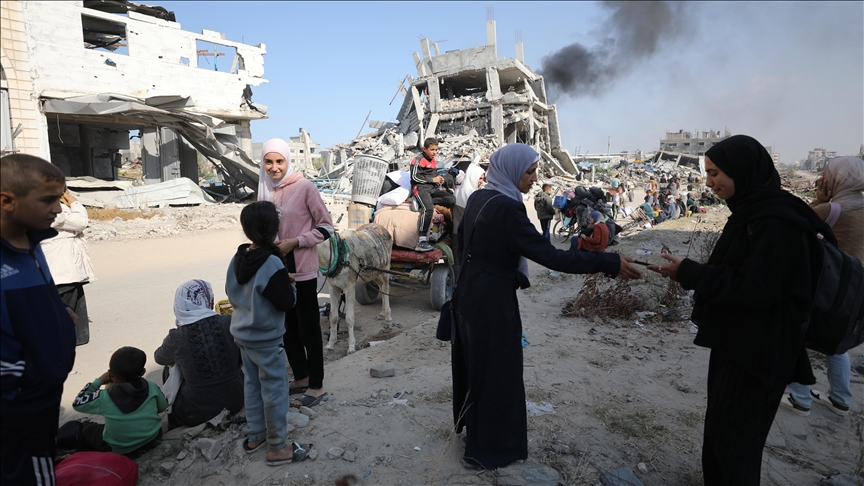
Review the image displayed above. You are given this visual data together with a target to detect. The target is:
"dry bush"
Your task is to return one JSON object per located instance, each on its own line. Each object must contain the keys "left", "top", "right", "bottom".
{"left": 562, "top": 274, "right": 642, "bottom": 320}
{"left": 88, "top": 207, "right": 161, "bottom": 221}
{"left": 659, "top": 242, "right": 688, "bottom": 306}
{"left": 691, "top": 230, "right": 721, "bottom": 264}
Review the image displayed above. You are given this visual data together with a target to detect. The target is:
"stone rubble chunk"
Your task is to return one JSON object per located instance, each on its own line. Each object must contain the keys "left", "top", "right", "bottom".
{"left": 299, "top": 406, "right": 317, "bottom": 418}
{"left": 343, "top": 450, "right": 356, "bottom": 462}
{"left": 327, "top": 447, "right": 344, "bottom": 460}
{"left": 159, "top": 462, "right": 175, "bottom": 475}
{"left": 195, "top": 437, "right": 222, "bottom": 462}
{"left": 175, "top": 450, "right": 187, "bottom": 461}
{"left": 308, "top": 448, "right": 319, "bottom": 460}
{"left": 370, "top": 363, "right": 396, "bottom": 378}
{"left": 183, "top": 423, "right": 207, "bottom": 439}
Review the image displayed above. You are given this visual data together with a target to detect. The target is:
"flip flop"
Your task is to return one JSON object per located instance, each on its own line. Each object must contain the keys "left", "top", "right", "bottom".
{"left": 266, "top": 442, "right": 314, "bottom": 466}
{"left": 288, "top": 386, "right": 308, "bottom": 396}
{"left": 290, "top": 392, "right": 329, "bottom": 408}
{"left": 242, "top": 438, "right": 266, "bottom": 454}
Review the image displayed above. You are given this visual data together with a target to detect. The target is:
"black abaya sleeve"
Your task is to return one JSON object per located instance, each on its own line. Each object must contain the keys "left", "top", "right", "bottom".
{"left": 676, "top": 219, "right": 812, "bottom": 310}
{"left": 504, "top": 198, "right": 620, "bottom": 276}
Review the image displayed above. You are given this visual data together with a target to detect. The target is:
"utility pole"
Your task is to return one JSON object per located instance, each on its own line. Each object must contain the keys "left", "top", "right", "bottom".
{"left": 606, "top": 136, "right": 611, "bottom": 163}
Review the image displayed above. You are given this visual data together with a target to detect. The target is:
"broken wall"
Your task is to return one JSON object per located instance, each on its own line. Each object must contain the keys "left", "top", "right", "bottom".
{"left": 0, "top": 0, "right": 45, "bottom": 157}
{"left": 22, "top": 1, "right": 267, "bottom": 120}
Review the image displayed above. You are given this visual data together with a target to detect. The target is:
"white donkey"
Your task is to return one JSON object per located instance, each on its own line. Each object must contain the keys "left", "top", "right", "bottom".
{"left": 317, "top": 223, "right": 393, "bottom": 354}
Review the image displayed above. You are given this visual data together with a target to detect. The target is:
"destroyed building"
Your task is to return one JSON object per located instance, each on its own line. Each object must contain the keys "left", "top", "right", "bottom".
{"left": 801, "top": 147, "right": 837, "bottom": 172}
{"left": 320, "top": 19, "right": 579, "bottom": 179}
{"left": 659, "top": 129, "right": 729, "bottom": 156}
{"left": 1, "top": 0, "right": 266, "bottom": 194}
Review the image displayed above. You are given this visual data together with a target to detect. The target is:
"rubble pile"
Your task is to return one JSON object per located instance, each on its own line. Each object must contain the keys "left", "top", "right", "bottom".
{"left": 316, "top": 20, "right": 576, "bottom": 182}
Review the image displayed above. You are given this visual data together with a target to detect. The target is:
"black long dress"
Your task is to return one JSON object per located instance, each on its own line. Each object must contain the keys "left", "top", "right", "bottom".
{"left": 452, "top": 190, "right": 620, "bottom": 469}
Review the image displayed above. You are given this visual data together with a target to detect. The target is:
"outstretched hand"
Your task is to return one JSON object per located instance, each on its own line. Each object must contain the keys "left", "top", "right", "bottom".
{"left": 647, "top": 253, "right": 683, "bottom": 282}
{"left": 617, "top": 255, "right": 643, "bottom": 280}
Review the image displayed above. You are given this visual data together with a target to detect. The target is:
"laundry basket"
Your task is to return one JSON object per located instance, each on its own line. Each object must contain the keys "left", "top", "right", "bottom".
{"left": 351, "top": 155, "right": 389, "bottom": 206}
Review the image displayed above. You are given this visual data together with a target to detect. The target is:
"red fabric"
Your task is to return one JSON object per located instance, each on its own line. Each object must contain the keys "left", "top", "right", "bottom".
{"left": 55, "top": 452, "right": 138, "bottom": 486}
{"left": 577, "top": 223, "right": 609, "bottom": 252}
{"left": 411, "top": 156, "right": 436, "bottom": 169}
{"left": 391, "top": 248, "right": 444, "bottom": 263}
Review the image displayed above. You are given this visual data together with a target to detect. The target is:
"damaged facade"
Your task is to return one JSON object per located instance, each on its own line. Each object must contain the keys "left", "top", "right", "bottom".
{"left": 320, "top": 20, "right": 578, "bottom": 179}
{"left": 1, "top": 0, "right": 266, "bottom": 194}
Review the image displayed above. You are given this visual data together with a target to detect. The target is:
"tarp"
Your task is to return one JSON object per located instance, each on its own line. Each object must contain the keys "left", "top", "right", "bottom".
{"left": 113, "top": 177, "right": 215, "bottom": 208}
{"left": 43, "top": 94, "right": 261, "bottom": 189}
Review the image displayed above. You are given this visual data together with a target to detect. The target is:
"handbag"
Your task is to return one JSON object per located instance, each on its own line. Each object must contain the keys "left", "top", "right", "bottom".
{"left": 436, "top": 194, "right": 503, "bottom": 341}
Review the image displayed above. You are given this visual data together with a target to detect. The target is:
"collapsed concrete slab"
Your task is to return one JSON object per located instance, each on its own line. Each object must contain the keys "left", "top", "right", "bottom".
{"left": 320, "top": 20, "right": 575, "bottom": 181}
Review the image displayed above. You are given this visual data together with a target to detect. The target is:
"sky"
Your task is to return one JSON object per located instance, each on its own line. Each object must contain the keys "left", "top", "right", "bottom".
{"left": 158, "top": 1, "right": 863, "bottom": 164}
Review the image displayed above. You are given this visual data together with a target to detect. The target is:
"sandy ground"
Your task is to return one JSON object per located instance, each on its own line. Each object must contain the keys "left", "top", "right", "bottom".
{"left": 59, "top": 195, "right": 863, "bottom": 486}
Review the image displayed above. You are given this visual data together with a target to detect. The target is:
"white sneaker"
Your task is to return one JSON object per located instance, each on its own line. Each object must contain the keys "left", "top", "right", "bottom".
{"left": 779, "top": 392, "right": 810, "bottom": 417}
{"left": 810, "top": 390, "right": 849, "bottom": 417}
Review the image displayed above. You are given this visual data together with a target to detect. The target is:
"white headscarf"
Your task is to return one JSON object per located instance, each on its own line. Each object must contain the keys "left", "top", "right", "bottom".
{"left": 174, "top": 279, "right": 218, "bottom": 327}
{"left": 257, "top": 138, "right": 293, "bottom": 202}
{"left": 483, "top": 144, "right": 539, "bottom": 203}
{"left": 824, "top": 156, "right": 864, "bottom": 212}
{"left": 455, "top": 163, "right": 485, "bottom": 208}
{"left": 482, "top": 143, "right": 539, "bottom": 279}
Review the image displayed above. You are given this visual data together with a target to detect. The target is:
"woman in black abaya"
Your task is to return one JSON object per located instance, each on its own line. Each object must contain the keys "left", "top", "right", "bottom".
{"left": 451, "top": 144, "right": 642, "bottom": 470}
{"left": 649, "top": 135, "right": 832, "bottom": 485}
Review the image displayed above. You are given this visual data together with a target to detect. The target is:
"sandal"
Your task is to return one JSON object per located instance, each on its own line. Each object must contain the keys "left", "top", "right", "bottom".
{"left": 288, "top": 386, "right": 308, "bottom": 396}
{"left": 242, "top": 438, "right": 266, "bottom": 454}
{"left": 266, "top": 442, "right": 314, "bottom": 466}
{"left": 290, "top": 392, "right": 329, "bottom": 408}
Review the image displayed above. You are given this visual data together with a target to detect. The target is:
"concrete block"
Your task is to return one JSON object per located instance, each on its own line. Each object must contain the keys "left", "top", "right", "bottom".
{"left": 194, "top": 438, "right": 222, "bottom": 462}
{"left": 370, "top": 363, "right": 395, "bottom": 378}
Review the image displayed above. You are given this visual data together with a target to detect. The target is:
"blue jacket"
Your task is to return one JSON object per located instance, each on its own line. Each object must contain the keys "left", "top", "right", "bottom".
{"left": 1, "top": 229, "right": 76, "bottom": 412}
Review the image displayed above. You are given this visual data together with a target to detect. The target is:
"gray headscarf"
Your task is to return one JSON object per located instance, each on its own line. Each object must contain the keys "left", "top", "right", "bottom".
{"left": 483, "top": 143, "right": 539, "bottom": 203}
{"left": 482, "top": 143, "right": 539, "bottom": 279}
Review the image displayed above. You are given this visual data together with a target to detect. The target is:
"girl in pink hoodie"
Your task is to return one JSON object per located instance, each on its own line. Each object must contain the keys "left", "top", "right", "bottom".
{"left": 258, "top": 139, "right": 333, "bottom": 408}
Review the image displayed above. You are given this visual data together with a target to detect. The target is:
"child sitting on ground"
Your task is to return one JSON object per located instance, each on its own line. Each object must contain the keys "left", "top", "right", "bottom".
{"left": 71, "top": 346, "right": 167, "bottom": 458}
{"left": 226, "top": 201, "right": 312, "bottom": 466}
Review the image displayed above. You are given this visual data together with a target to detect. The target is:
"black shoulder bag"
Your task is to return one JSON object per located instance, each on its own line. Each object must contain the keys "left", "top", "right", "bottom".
{"left": 436, "top": 194, "right": 503, "bottom": 341}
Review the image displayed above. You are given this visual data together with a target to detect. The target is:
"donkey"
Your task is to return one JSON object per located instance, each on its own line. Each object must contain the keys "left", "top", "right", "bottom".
{"left": 317, "top": 223, "right": 393, "bottom": 354}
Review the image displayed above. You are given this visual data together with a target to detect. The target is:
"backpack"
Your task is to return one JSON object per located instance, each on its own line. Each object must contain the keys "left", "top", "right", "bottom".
{"left": 803, "top": 202, "right": 864, "bottom": 355}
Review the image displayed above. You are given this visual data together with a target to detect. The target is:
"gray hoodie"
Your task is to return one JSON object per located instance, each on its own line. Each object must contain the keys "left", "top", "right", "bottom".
{"left": 225, "top": 244, "right": 296, "bottom": 349}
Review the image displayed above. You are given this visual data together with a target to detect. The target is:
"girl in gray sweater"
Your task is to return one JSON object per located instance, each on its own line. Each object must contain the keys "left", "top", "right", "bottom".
{"left": 226, "top": 201, "right": 312, "bottom": 466}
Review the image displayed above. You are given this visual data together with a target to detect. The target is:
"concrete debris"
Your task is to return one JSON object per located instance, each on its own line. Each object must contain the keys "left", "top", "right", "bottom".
{"left": 194, "top": 437, "right": 222, "bottom": 462}
{"left": 182, "top": 423, "right": 207, "bottom": 440}
{"left": 159, "top": 462, "right": 175, "bottom": 475}
{"left": 327, "top": 447, "right": 345, "bottom": 460}
{"left": 342, "top": 450, "right": 356, "bottom": 462}
{"left": 370, "top": 363, "right": 396, "bottom": 378}
{"left": 299, "top": 406, "right": 318, "bottom": 418}
{"left": 286, "top": 411, "right": 310, "bottom": 428}
{"left": 308, "top": 448, "right": 319, "bottom": 461}
{"left": 207, "top": 408, "right": 230, "bottom": 427}
{"left": 600, "top": 467, "right": 644, "bottom": 486}
{"left": 317, "top": 21, "right": 575, "bottom": 183}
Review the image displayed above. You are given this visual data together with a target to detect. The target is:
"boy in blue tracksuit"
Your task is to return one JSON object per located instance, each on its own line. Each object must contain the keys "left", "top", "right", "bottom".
{"left": 1, "top": 154, "right": 77, "bottom": 485}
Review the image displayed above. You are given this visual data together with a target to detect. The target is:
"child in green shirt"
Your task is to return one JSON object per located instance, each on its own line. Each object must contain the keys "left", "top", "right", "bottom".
{"left": 72, "top": 347, "right": 167, "bottom": 457}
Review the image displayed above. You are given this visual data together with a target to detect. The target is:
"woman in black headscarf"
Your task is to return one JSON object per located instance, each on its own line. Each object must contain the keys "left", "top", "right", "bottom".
{"left": 648, "top": 135, "right": 833, "bottom": 485}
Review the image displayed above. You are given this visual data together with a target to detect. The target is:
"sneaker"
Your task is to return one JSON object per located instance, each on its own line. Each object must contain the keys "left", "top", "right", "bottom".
{"left": 810, "top": 390, "right": 849, "bottom": 417}
{"left": 779, "top": 392, "right": 810, "bottom": 417}
{"left": 415, "top": 240, "right": 435, "bottom": 252}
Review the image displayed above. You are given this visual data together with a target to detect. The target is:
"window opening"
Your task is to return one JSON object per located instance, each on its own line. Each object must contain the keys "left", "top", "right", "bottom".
{"left": 82, "top": 15, "right": 128, "bottom": 55}
{"left": 195, "top": 40, "right": 241, "bottom": 74}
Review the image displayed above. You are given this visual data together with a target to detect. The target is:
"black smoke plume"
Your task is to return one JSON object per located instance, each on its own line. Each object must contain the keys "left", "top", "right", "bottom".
{"left": 540, "top": 1, "right": 690, "bottom": 101}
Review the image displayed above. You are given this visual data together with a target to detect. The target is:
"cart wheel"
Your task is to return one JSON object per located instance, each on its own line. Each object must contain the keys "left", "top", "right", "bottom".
{"left": 551, "top": 220, "right": 572, "bottom": 244}
{"left": 429, "top": 264, "right": 455, "bottom": 311}
{"left": 355, "top": 281, "right": 379, "bottom": 305}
